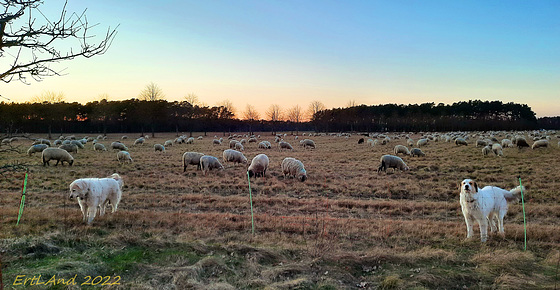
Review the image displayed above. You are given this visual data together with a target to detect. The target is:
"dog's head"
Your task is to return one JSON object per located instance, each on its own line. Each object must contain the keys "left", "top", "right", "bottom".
{"left": 69, "top": 179, "right": 89, "bottom": 200}
{"left": 461, "top": 179, "right": 478, "bottom": 194}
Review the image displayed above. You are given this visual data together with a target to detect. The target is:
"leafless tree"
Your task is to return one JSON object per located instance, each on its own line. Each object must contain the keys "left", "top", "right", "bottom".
{"left": 307, "top": 100, "right": 326, "bottom": 120}
{"left": 97, "top": 93, "right": 110, "bottom": 101}
{"left": 184, "top": 93, "right": 199, "bottom": 106}
{"left": 31, "top": 90, "right": 65, "bottom": 103}
{"left": 266, "top": 104, "right": 282, "bottom": 135}
{"left": 139, "top": 82, "right": 165, "bottom": 101}
{"left": 0, "top": 0, "right": 118, "bottom": 84}
{"left": 347, "top": 99, "right": 357, "bottom": 108}
{"left": 286, "top": 105, "right": 303, "bottom": 135}
{"left": 217, "top": 99, "right": 236, "bottom": 118}
{"left": 243, "top": 104, "right": 260, "bottom": 121}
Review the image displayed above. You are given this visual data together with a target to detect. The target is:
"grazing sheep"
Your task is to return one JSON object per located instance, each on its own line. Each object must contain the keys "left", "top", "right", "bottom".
{"left": 378, "top": 155, "right": 409, "bottom": 173}
{"left": 482, "top": 145, "right": 492, "bottom": 156}
{"left": 240, "top": 139, "right": 247, "bottom": 144}
{"left": 476, "top": 140, "right": 488, "bottom": 147}
{"left": 410, "top": 148, "right": 425, "bottom": 157}
{"left": 417, "top": 138, "right": 428, "bottom": 147}
{"left": 93, "top": 143, "right": 107, "bottom": 151}
{"left": 248, "top": 137, "right": 258, "bottom": 143}
{"left": 200, "top": 155, "right": 224, "bottom": 175}
{"left": 68, "top": 173, "right": 123, "bottom": 224}
{"left": 501, "top": 139, "right": 513, "bottom": 148}
{"left": 222, "top": 149, "right": 248, "bottom": 165}
{"left": 154, "top": 144, "right": 165, "bottom": 152}
{"left": 366, "top": 139, "right": 375, "bottom": 146}
{"left": 42, "top": 148, "right": 74, "bottom": 166}
{"left": 182, "top": 152, "right": 205, "bottom": 172}
{"left": 247, "top": 154, "right": 270, "bottom": 178}
{"left": 300, "top": 139, "right": 316, "bottom": 149}
{"left": 53, "top": 139, "right": 62, "bottom": 146}
{"left": 234, "top": 142, "right": 245, "bottom": 151}
{"left": 491, "top": 143, "right": 504, "bottom": 157}
{"left": 62, "top": 140, "right": 72, "bottom": 145}
{"left": 516, "top": 137, "right": 530, "bottom": 148}
{"left": 407, "top": 139, "right": 414, "bottom": 147}
{"left": 33, "top": 138, "right": 51, "bottom": 146}
{"left": 117, "top": 150, "right": 133, "bottom": 164}
{"left": 27, "top": 144, "right": 49, "bottom": 156}
{"left": 175, "top": 137, "right": 185, "bottom": 144}
{"left": 229, "top": 140, "right": 239, "bottom": 149}
{"left": 111, "top": 141, "right": 128, "bottom": 151}
{"left": 358, "top": 138, "right": 364, "bottom": 144}
{"left": 532, "top": 139, "right": 549, "bottom": 149}
{"left": 121, "top": 135, "right": 128, "bottom": 140}
{"left": 393, "top": 145, "right": 411, "bottom": 156}
{"left": 281, "top": 157, "right": 307, "bottom": 182}
{"left": 164, "top": 140, "right": 173, "bottom": 147}
{"left": 258, "top": 141, "right": 271, "bottom": 149}
{"left": 279, "top": 141, "right": 293, "bottom": 151}
{"left": 58, "top": 144, "right": 79, "bottom": 154}
{"left": 186, "top": 137, "right": 195, "bottom": 144}
{"left": 133, "top": 137, "right": 145, "bottom": 146}
{"left": 455, "top": 138, "right": 468, "bottom": 146}
{"left": 213, "top": 139, "right": 222, "bottom": 145}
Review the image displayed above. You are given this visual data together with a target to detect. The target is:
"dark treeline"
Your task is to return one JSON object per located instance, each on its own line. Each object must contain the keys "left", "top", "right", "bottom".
{"left": 0, "top": 99, "right": 311, "bottom": 137}
{"left": 312, "top": 100, "right": 541, "bottom": 132}
{"left": 1, "top": 99, "right": 557, "bottom": 136}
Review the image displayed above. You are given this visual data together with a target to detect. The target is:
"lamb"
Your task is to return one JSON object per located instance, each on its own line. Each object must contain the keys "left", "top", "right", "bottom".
{"left": 222, "top": 149, "right": 248, "bottom": 165}
{"left": 154, "top": 144, "right": 165, "bottom": 152}
{"left": 117, "top": 150, "right": 133, "bottom": 164}
{"left": 393, "top": 145, "right": 411, "bottom": 156}
{"left": 111, "top": 141, "right": 128, "bottom": 151}
{"left": 482, "top": 145, "right": 492, "bottom": 156}
{"left": 300, "top": 139, "right": 316, "bottom": 149}
{"left": 410, "top": 148, "right": 425, "bottom": 157}
{"left": 68, "top": 173, "right": 123, "bottom": 224}
{"left": 279, "top": 141, "right": 293, "bottom": 151}
{"left": 377, "top": 155, "right": 409, "bottom": 173}
{"left": 281, "top": 157, "right": 307, "bottom": 182}
{"left": 532, "top": 139, "right": 549, "bottom": 149}
{"left": 200, "top": 155, "right": 224, "bottom": 175}
{"left": 164, "top": 140, "right": 173, "bottom": 147}
{"left": 455, "top": 138, "right": 468, "bottom": 146}
{"left": 182, "top": 152, "right": 205, "bottom": 172}
{"left": 247, "top": 154, "right": 270, "bottom": 178}
{"left": 58, "top": 144, "right": 79, "bottom": 154}
{"left": 27, "top": 144, "right": 49, "bottom": 156}
{"left": 93, "top": 143, "right": 107, "bottom": 151}
{"left": 234, "top": 142, "right": 245, "bottom": 151}
{"left": 417, "top": 138, "right": 428, "bottom": 147}
{"left": 42, "top": 148, "right": 74, "bottom": 166}
{"left": 491, "top": 143, "right": 504, "bottom": 157}
{"left": 133, "top": 137, "right": 145, "bottom": 146}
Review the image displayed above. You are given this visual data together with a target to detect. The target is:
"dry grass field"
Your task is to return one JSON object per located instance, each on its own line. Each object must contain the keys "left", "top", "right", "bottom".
{"left": 1, "top": 132, "right": 559, "bottom": 289}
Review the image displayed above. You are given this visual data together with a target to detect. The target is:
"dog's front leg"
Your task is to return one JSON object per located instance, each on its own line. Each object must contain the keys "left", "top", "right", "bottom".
{"left": 463, "top": 214, "right": 474, "bottom": 239}
{"left": 478, "top": 218, "right": 489, "bottom": 242}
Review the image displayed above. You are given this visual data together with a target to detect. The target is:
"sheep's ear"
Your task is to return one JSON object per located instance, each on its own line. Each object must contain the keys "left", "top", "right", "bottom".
{"left": 474, "top": 182, "right": 479, "bottom": 192}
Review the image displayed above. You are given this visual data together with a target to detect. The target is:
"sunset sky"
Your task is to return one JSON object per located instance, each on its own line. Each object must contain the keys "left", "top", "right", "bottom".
{"left": 2, "top": 0, "right": 559, "bottom": 118}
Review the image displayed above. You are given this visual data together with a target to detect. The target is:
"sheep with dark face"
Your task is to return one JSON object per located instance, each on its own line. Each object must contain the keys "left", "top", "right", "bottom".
{"left": 247, "top": 154, "right": 269, "bottom": 178}
{"left": 27, "top": 144, "right": 49, "bottom": 156}
{"left": 410, "top": 148, "right": 425, "bottom": 157}
{"left": 281, "top": 157, "right": 307, "bottom": 182}
{"left": 358, "top": 138, "right": 364, "bottom": 144}
{"left": 42, "top": 148, "right": 74, "bottom": 166}
{"left": 222, "top": 149, "right": 248, "bottom": 166}
{"left": 200, "top": 155, "right": 224, "bottom": 175}
{"left": 455, "top": 138, "right": 468, "bottom": 146}
{"left": 182, "top": 152, "right": 205, "bottom": 172}
{"left": 378, "top": 155, "right": 408, "bottom": 173}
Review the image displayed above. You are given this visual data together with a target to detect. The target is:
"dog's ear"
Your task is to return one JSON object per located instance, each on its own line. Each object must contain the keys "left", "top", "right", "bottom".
{"left": 474, "top": 182, "right": 479, "bottom": 192}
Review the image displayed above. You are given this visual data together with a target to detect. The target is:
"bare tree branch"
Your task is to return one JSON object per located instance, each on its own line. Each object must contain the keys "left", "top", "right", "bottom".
{"left": 139, "top": 82, "right": 165, "bottom": 101}
{"left": 0, "top": 0, "right": 118, "bottom": 84}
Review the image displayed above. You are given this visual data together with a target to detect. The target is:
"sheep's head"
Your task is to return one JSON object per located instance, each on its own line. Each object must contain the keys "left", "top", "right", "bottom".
{"left": 248, "top": 170, "right": 255, "bottom": 178}
{"left": 298, "top": 169, "right": 307, "bottom": 182}
{"left": 69, "top": 180, "right": 88, "bottom": 200}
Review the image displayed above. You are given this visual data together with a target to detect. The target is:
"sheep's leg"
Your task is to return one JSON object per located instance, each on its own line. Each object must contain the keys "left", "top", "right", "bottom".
{"left": 54, "top": 159, "right": 60, "bottom": 166}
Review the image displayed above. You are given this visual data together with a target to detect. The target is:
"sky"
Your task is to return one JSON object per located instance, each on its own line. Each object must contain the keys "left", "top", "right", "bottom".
{"left": 1, "top": 0, "right": 559, "bottom": 118}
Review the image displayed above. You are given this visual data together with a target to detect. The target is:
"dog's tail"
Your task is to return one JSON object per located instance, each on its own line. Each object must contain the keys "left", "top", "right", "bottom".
{"left": 504, "top": 186, "right": 524, "bottom": 202}
{"left": 109, "top": 173, "right": 124, "bottom": 189}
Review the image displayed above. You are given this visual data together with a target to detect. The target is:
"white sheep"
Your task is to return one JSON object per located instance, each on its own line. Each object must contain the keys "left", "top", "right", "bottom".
{"left": 416, "top": 138, "right": 428, "bottom": 147}
{"left": 281, "top": 157, "right": 307, "bottom": 182}
{"left": 58, "top": 144, "right": 79, "bottom": 154}
{"left": 164, "top": 140, "right": 173, "bottom": 147}
{"left": 476, "top": 140, "right": 488, "bottom": 147}
{"left": 33, "top": 138, "right": 51, "bottom": 146}
{"left": 234, "top": 142, "right": 245, "bottom": 151}
{"left": 154, "top": 144, "right": 165, "bottom": 152}
{"left": 491, "top": 143, "right": 503, "bottom": 156}
{"left": 111, "top": 141, "right": 128, "bottom": 151}
{"left": 248, "top": 137, "right": 258, "bottom": 143}
{"left": 532, "top": 139, "right": 549, "bottom": 149}
{"left": 482, "top": 145, "right": 492, "bottom": 156}
{"left": 501, "top": 139, "right": 513, "bottom": 148}
{"left": 186, "top": 137, "right": 195, "bottom": 144}
{"left": 229, "top": 140, "right": 239, "bottom": 149}
{"left": 93, "top": 143, "right": 107, "bottom": 151}
{"left": 410, "top": 148, "right": 425, "bottom": 157}
{"left": 393, "top": 145, "right": 411, "bottom": 156}
{"left": 240, "top": 139, "right": 247, "bottom": 144}
{"left": 68, "top": 173, "right": 123, "bottom": 224}
{"left": 279, "top": 141, "right": 293, "bottom": 151}
{"left": 117, "top": 150, "right": 133, "bottom": 164}
{"left": 222, "top": 149, "right": 248, "bottom": 165}
{"left": 378, "top": 155, "right": 409, "bottom": 173}
{"left": 182, "top": 152, "right": 205, "bottom": 172}
{"left": 27, "top": 144, "right": 49, "bottom": 156}
{"left": 133, "top": 137, "right": 145, "bottom": 146}
{"left": 213, "top": 139, "right": 222, "bottom": 145}
{"left": 121, "top": 135, "right": 128, "bottom": 140}
{"left": 42, "top": 148, "right": 74, "bottom": 166}
{"left": 407, "top": 139, "right": 414, "bottom": 147}
{"left": 258, "top": 141, "right": 271, "bottom": 149}
{"left": 200, "top": 155, "right": 224, "bottom": 175}
{"left": 248, "top": 154, "right": 269, "bottom": 178}
{"left": 300, "top": 139, "right": 316, "bottom": 149}
{"left": 53, "top": 139, "right": 62, "bottom": 146}
{"left": 455, "top": 138, "right": 468, "bottom": 146}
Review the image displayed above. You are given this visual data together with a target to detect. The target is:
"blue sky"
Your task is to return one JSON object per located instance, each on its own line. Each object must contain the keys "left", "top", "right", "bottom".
{"left": 2, "top": 0, "right": 559, "bottom": 117}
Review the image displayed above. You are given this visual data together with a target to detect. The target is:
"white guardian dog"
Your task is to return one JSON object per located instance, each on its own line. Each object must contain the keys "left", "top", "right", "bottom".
{"left": 459, "top": 179, "right": 523, "bottom": 242}
{"left": 69, "top": 173, "right": 123, "bottom": 224}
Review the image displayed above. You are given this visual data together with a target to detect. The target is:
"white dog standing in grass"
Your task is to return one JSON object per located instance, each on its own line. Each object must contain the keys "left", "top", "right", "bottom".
{"left": 69, "top": 173, "right": 123, "bottom": 224}
{"left": 459, "top": 179, "right": 523, "bottom": 242}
